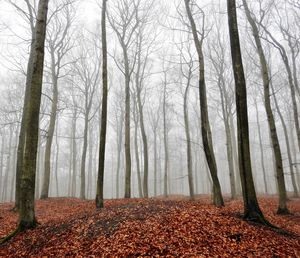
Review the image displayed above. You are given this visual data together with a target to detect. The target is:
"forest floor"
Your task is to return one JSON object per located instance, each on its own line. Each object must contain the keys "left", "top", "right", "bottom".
{"left": 0, "top": 195, "right": 300, "bottom": 257}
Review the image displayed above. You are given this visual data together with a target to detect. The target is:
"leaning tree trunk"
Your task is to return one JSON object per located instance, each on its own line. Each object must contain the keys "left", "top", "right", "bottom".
{"left": 262, "top": 26, "right": 300, "bottom": 154}
{"left": 95, "top": 0, "right": 108, "bottom": 209}
{"left": 242, "top": 0, "right": 289, "bottom": 213}
{"left": 184, "top": 0, "right": 224, "bottom": 206}
{"left": 18, "top": 0, "right": 49, "bottom": 230}
{"left": 227, "top": 0, "right": 267, "bottom": 222}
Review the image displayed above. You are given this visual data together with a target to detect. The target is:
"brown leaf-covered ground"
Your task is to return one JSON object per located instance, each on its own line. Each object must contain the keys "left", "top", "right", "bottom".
{"left": 0, "top": 196, "right": 300, "bottom": 257}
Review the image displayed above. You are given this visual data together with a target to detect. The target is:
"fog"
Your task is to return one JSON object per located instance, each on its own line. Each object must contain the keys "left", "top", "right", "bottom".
{"left": 0, "top": 0, "right": 299, "bottom": 203}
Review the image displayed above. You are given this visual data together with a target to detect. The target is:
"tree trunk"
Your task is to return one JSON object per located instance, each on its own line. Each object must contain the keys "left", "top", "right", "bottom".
{"left": 217, "top": 73, "right": 236, "bottom": 199}
{"left": 262, "top": 25, "right": 300, "bottom": 153}
{"left": 153, "top": 129, "right": 157, "bottom": 196}
{"left": 183, "top": 75, "right": 194, "bottom": 199}
{"left": 96, "top": 0, "right": 108, "bottom": 208}
{"left": 2, "top": 127, "right": 13, "bottom": 202}
{"left": 163, "top": 75, "right": 169, "bottom": 197}
{"left": 184, "top": 0, "right": 224, "bottom": 206}
{"left": 0, "top": 135, "right": 5, "bottom": 200}
{"left": 227, "top": 0, "right": 266, "bottom": 221}
{"left": 229, "top": 114, "right": 241, "bottom": 195}
{"left": 40, "top": 69, "right": 58, "bottom": 199}
{"left": 254, "top": 100, "right": 269, "bottom": 194}
{"left": 271, "top": 82, "right": 299, "bottom": 198}
{"left": 18, "top": 0, "right": 49, "bottom": 230}
{"left": 80, "top": 116, "right": 88, "bottom": 200}
{"left": 242, "top": 0, "right": 289, "bottom": 213}
{"left": 133, "top": 108, "right": 143, "bottom": 198}
{"left": 123, "top": 47, "right": 132, "bottom": 199}
{"left": 10, "top": 129, "right": 19, "bottom": 202}
{"left": 71, "top": 109, "right": 77, "bottom": 197}
{"left": 135, "top": 49, "right": 149, "bottom": 198}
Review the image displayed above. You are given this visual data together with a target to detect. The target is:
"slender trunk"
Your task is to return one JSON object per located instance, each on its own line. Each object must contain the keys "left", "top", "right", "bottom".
{"left": 123, "top": 47, "right": 132, "bottom": 199}
{"left": 262, "top": 25, "right": 300, "bottom": 153}
{"left": 54, "top": 129, "right": 59, "bottom": 197}
{"left": 0, "top": 135, "right": 5, "bottom": 200}
{"left": 183, "top": 76, "right": 194, "bottom": 199}
{"left": 71, "top": 110, "right": 77, "bottom": 197}
{"left": 153, "top": 129, "right": 157, "bottom": 196}
{"left": 184, "top": 0, "right": 224, "bottom": 206}
{"left": 243, "top": 0, "right": 289, "bottom": 213}
{"left": 68, "top": 124, "right": 73, "bottom": 196}
{"left": 10, "top": 129, "right": 18, "bottom": 201}
{"left": 254, "top": 101, "right": 269, "bottom": 194}
{"left": 218, "top": 75, "right": 236, "bottom": 199}
{"left": 80, "top": 116, "right": 88, "bottom": 199}
{"left": 271, "top": 83, "right": 298, "bottom": 198}
{"left": 133, "top": 110, "right": 143, "bottom": 197}
{"left": 227, "top": 0, "right": 266, "bottom": 221}
{"left": 88, "top": 126, "right": 93, "bottom": 199}
{"left": 230, "top": 114, "right": 241, "bottom": 194}
{"left": 35, "top": 130, "right": 42, "bottom": 199}
{"left": 40, "top": 54, "right": 58, "bottom": 199}
{"left": 135, "top": 55, "right": 149, "bottom": 198}
{"left": 2, "top": 127, "right": 13, "bottom": 202}
{"left": 290, "top": 125, "right": 300, "bottom": 190}
{"left": 163, "top": 76, "right": 169, "bottom": 197}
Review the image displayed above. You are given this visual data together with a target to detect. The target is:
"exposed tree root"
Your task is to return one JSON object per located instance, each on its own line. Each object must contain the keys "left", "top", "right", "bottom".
{"left": 243, "top": 211, "right": 296, "bottom": 237}
{"left": 0, "top": 227, "right": 20, "bottom": 245}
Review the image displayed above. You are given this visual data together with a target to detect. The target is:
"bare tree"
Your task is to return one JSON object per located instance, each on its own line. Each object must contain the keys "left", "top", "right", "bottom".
{"left": 107, "top": 0, "right": 140, "bottom": 198}
{"left": 227, "top": 0, "right": 268, "bottom": 223}
{"left": 184, "top": 0, "right": 224, "bottom": 206}
{"left": 40, "top": 1, "right": 74, "bottom": 199}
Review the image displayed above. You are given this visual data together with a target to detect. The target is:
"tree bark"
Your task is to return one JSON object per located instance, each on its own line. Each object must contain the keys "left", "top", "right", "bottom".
{"left": 227, "top": 0, "right": 266, "bottom": 221}
{"left": 18, "top": 0, "right": 49, "bottom": 230}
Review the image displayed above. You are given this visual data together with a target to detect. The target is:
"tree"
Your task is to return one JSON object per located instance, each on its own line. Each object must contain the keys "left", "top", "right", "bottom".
{"left": 207, "top": 18, "right": 237, "bottom": 199}
{"left": 184, "top": 0, "right": 224, "bottom": 206}
{"left": 177, "top": 36, "right": 195, "bottom": 199}
{"left": 259, "top": 13, "right": 300, "bottom": 155}
{"left": 96, "top": 0, "right": 108, "bottom": 209}
{"left": 242, "top": 0, "right": 289, "bottom": 213}
{"left": 227, "top": 0, "right": 267, "bottom": 222}
{"left": 73, "top": 32, "right": 100, "bottom": 200}
{"left": 40, "top": 1, "right": 74, "bottom": 199}
{"left": 107, "top": 0, "right": 141, "bottom": 198}
{"left": 17, "top": 0, "right": 49, "bottom": 232}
